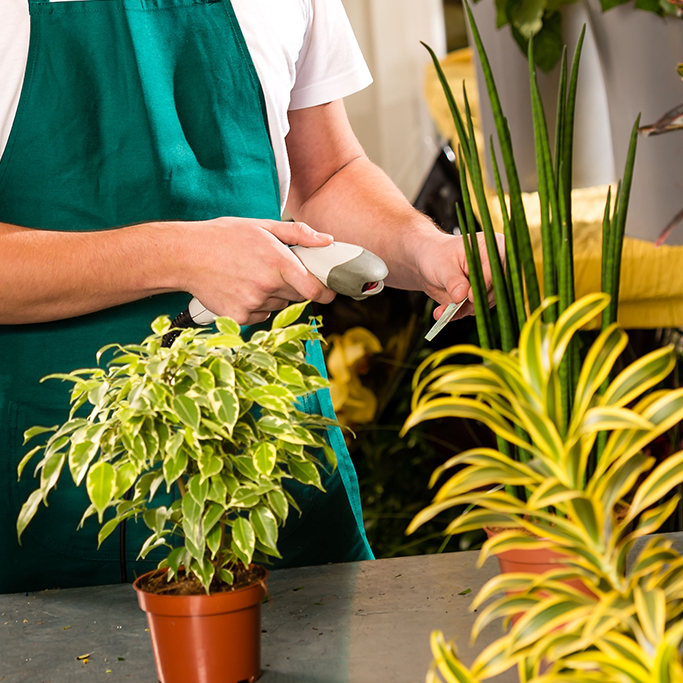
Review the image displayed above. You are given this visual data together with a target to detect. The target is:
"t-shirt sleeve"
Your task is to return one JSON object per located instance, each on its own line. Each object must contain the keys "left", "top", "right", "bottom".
{"left": 289, "top": 0, "right": 373, "bottom": 111}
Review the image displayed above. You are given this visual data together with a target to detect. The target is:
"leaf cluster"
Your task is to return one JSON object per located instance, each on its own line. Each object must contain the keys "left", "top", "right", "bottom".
{"left": 405, "top": 295, "right": 683, "bottom": 577}
{"left": 414, "top": 297, "right": 683, "bottom": 682}
{"left": 16, "top": 302, "right": 338, "bottom": 593}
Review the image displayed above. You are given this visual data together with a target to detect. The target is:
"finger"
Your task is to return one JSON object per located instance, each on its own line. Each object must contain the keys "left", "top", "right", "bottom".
{"left": 277, "top": 248, "right": 337, "bottom": 304}
{"left": 242, "top": 311, "right": 272, "bottom": 326}
{"left": 476, "top": 233, "right": 495, "bottom": 291}
{"left": 263, "top": 220, "right": 334, "bottom": 248}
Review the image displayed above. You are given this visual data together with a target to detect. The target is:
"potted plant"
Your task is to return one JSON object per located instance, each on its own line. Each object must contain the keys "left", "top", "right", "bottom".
{"left": 403, "top": 294, "right": 683, "bottom": 578}
{"left": 411, "top": 299, "right": 683, "bottom": 682}
{"left": 421, "top": 0, "right": 641, "bottom": 522}
{"left": 15, "top": 301, "right": 338, "bottom": 683}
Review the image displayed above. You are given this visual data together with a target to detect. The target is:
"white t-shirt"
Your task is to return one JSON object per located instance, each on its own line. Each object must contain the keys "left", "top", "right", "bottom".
{"left": 0, "top": 0, "right": 372, "bottom": 212}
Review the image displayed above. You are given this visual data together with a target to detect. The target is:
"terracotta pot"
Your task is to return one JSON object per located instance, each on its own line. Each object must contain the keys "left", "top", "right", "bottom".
{"left": 492, "top": 541, "right": 594, "bottom": 598}
{"left": 484, "top": 527, "right": 594, "bottom": 625}
{"left": 133, "top": 569, "right": 268, "bottom": 683}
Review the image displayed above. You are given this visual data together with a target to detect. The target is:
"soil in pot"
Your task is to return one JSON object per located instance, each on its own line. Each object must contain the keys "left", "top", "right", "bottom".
{"left": 134, "top": 564, "right": 269, "bottom": 683}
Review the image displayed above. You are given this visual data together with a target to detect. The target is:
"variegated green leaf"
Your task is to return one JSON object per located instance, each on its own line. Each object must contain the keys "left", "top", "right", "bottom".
{"left": 471, "top": 594, "right": 539, "bottom": 642}
{"left": 551, "top": 293, "right": 610, "bottom": 367}
{"left": 402, "top": 397, "right": 535, "bottom": 454}
{"left": 602, "top": 345, "right": 676, "bottom": 408}
{"left": 627, "top": 496, "right": 680, "bottom": 542}
{"left": 518, "top": 302, "right": 552, "bottom": 401}
{"left": 86, "top": 461, "right": 116, "bottom": 523}
{"left": 429, "top": 631, "right": 480, "bottom": 683}
{"left": 271, "top": 301, "right": 309, "bottom": 329}
{"left": 435, "top": 465, "right": 535, "bottom": 502}
{"left": 508, "top": 397, "right": 565, "bottom": 462}
{"left": 428, "top": 447, "right": 536, "bottom": 488}
{"left": 470, "top": 633, "right": 523, "bottom": 679}
{"left": 570, "top": 324, "right": 628, "bottom": 433}
{"left": 443, "top": 509, "right": 521, "bottom": 537}
{"left": 579, "top": 406, "right": 653, "bottom": 435}
{"left": 589, "top": 452, "right": 653, "bottom": 515}
{"left": 596, "top": 389, "right": 683, "bottom": 481}
{"left": 526, "top": 478, "right": 578, "bottom": 510}
{"left": 478, "top": 528, "right": 554, "bottom": 564}
{"left": 633, "top": 585, "right": 666, "bottom": 647}
{"left": 628, "top": 451, "right": 683, "bottom": 521}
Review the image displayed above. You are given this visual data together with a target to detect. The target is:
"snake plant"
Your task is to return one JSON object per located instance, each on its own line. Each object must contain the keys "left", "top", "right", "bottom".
{"left": 425, "top": 2, "right": 640, "bottom": 441}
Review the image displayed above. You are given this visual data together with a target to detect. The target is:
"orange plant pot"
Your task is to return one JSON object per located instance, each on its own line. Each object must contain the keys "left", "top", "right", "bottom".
{"left": 133, "top": 569, "right": 268, "bottom": 683}
{"left": 492, "top": 542, "right": 594, "bottom": 598}
{"left": 484, "top": 527, "right": 595, "bottom": 626}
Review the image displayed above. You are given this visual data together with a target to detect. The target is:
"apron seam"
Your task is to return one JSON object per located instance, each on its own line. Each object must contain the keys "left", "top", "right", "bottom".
{"left": 220, "top": 0, "right": 282, "bottom": 211}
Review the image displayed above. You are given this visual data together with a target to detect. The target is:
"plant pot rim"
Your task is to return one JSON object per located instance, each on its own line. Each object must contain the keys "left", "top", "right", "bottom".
{"left": 133, "top": 566, "right": 269, "bottom": 617}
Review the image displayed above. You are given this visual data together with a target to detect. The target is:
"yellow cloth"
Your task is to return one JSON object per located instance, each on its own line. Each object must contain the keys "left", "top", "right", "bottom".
{"left": 424, "top": 48, "right": 683, "bottom": 329}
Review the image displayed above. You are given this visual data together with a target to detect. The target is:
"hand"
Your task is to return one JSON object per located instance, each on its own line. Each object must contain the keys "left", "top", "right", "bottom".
{"left": 414, "top": 230, "right": 505, "bottom": 322}
{"left": 177, "top": 218, "right": 337, "bottom": 325}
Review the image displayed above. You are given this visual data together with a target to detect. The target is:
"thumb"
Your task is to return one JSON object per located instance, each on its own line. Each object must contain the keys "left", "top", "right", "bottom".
{"left": 449, "top": 278, "right": 471, "bottom": 304}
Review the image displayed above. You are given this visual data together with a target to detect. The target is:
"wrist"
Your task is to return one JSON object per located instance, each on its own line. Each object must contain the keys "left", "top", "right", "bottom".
{"left": 133, "top": 221, "right": 193, "bottom": 295}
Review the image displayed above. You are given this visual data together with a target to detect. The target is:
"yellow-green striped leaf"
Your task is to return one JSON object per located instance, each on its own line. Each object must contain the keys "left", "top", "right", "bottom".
{"left": 633, "top": 585, "right": 666, "bottom": 646}
{"left": 570, "top": 324, "right": 628, "bottom": 433}
{"left": 628, "top": 451, "right": 683, "bottom": 521}
{"left": 579, "top": 406, "right": 653, "bottom": 435}
{"left": 402, "top": 397, "right": 534, "bottom": 453}
{"left": 602, "top": 345, "right": 676, "bottom": 408}
{"left": 527, "top": 478, "right": 578, "bottom": 510}
{"left": 551, "top": 293, "right": 610, "bottom": 367}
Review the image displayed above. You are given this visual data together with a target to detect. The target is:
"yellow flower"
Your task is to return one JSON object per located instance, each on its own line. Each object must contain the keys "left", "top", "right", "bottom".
{"left": 326, "top": 327, "right": 382, "bottom": 427}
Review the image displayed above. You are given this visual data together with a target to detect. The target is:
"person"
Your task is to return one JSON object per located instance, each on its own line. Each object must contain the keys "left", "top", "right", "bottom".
{"left": 0, "top": 0, "right": 500, "bottom": 593}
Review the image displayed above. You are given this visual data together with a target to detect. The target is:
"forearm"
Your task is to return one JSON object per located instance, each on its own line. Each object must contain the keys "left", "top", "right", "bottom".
{"left": 288, "top": 155, "right": 450, "bottom": 292}
{"left": 0, "top": 221, "right": 184, "bottom": 324}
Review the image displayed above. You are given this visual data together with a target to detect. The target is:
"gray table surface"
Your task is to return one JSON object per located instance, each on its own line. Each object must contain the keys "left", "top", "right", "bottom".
{"left": 0, "top": 550, "right": 514, "bottom": 683}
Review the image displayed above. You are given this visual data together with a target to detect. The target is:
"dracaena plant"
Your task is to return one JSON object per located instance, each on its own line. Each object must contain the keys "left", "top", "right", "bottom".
{"left": 16, "top": 302, "right": 338, "bottom": 593}
{"left": 425, "top": 534, "right": 683, "bottom": 682}
{"left": 425, "top": 3, "right": 640, "bottom": 455}
{"left": 403, "top": 294, "right": 683, "bottom": 585}
{"left": 460, "top": 534, "right": 683, "bottom": 680}
{"left": 426, "top": 611, "right": 683, "bottom": 683}
{"left": 407, "top": 295, "right": 683, "bottom": 681}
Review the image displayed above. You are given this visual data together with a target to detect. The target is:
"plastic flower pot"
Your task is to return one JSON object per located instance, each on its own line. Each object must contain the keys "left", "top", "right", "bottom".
{"left": 133, "top": 569, "right": 268, "bottom": 683}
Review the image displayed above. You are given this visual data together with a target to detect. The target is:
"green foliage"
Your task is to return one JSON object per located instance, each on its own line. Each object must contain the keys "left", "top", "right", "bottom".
{"left": 16, "top": 302, "right": 337, "bottom": 593}
{"left": 417, "top": 300, "right": 683, "bottom": 681}
{"left": 425, "top": 3, "right": 639, "bottom": 452}
{"left": 404, "top": 295, "right": 683, "bottom": 564}
{"left": 600, "top": 0, "right": 680, "bottom": 16}
{"left": 478, "top": 0, "right": 576, "bottom": 72}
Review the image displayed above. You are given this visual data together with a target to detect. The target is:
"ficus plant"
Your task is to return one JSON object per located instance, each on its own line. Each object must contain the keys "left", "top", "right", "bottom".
{"left": 16, "top": 302, "right": 338, "bottom": 593}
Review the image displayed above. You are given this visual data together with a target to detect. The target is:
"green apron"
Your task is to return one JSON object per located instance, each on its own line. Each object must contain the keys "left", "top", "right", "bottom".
{"left": 0, "top": 0, "right": 372, "bottom": 594}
